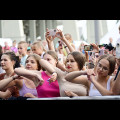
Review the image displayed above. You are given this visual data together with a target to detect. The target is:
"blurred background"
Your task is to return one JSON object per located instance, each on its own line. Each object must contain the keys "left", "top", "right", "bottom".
{"left": 0, "top": 20, "right": 120, "bottom": 47}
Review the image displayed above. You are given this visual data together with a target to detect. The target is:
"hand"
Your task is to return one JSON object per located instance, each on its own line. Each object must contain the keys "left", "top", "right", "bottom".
{"left": 12, "top": 74, "right": 21, "bottom": 80}
{"left": 91, "top": 43, "right": 99, "bottom": 52}
{"left": 48, "top": 72, "right": 57, "bottom": 84}
{"left": 34, "top": 73, "right": 44, "bottom": 86}
{"left": 24, "top": 93, "right": 37, "bottom": 98}
{"left": 86, "top": 69, "right": 96, "bottom": 82}
{"left": 45, "top": 28, "right": 56, "bottom": 42}
{"left": 55, "top": 29, "right": 66, "bottom": 41}
{"left": 64, "top": 91, "right": 78, "bottom": 97}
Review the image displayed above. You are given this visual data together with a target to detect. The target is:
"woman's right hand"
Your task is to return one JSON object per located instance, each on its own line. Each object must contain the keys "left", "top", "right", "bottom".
{"left": 45, "top": 28, "right": 56, "bottom": 43}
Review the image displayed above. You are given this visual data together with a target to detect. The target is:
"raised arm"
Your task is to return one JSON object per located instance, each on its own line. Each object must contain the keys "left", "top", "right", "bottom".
{"left": 56, "top": 29, "right": 75, "bottom": 53}
{"left": 65, "top": 70, "right": 90, "bottom": 88}
{"left": 14, "top": 68, "right": 44, "bottom": 87}
{"left": 45, "top": 28, "right": 55, "bottom": 51}
{"left": 39, "top": 59, "right": 57, "bottom": 74}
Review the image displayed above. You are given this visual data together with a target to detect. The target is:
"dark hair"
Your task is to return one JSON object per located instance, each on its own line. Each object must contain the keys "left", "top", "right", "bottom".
{"left": 67, "top": 51, "right": 86, "bottom": 70}
{"left": 98, "top": 54, "right": 116, "bottom": 75}
{"left": 26, "top": 54, "right": 42, "bottom": 71}
{"left": 3, "top": 52, "right": 20, "bottom": 69}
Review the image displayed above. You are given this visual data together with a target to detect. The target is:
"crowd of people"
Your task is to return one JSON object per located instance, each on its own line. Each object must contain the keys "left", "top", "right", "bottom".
{"left": 0, "top": 27, "right": 120, "bottom": 100}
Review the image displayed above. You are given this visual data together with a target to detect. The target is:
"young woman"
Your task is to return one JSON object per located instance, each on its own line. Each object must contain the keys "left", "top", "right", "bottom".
{"left": 0, "top": 52, "right": 20, "bottom": 99}
{"left": 14, "top": 51, "right": 60, "bottom": 98}
{"left": 14, "top": 50, "right": 88, "bottom": 97}
{"left": 65, "top": 54, "right": 116, "bottom": 96}
{"left": 14, "top": 29, "right": 88, "bottom": 97}
{"left": 0, "top": 54, "right": 41, "bottom": 98}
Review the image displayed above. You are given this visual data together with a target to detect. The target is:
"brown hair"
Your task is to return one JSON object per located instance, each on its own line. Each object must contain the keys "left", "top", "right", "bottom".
{"left": 43, "top": 50, "right": 58, "bottom": 63}
{"left": 97, "top": 54, "right": 116, "bottom": 75}
{"left": 26, "top": 54, "right": 42, "bottom": 71}
{"left": 67, "top": 51, "right": 86, "bottom": 70}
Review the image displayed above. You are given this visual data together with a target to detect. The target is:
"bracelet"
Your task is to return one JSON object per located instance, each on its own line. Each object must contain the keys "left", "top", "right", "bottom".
{"left": 64, "top": 46, "right": 68, "bottom": 48}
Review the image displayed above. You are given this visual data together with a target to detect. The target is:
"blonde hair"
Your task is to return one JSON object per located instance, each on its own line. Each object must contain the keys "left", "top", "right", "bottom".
{"left": 32, "top": 41, "right": 46, "bottom": 52}
{"left": 18, "top": 41, "right": 28, "bottom": 49}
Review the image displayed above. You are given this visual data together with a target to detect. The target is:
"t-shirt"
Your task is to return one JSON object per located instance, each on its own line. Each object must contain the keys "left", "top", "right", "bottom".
{"left": 36, "top": 71, "right": 60, "bottom": 98}
{"left": 0, "top": 73, "right": 19, "bottom": 97}
{"left": 11, "top": 46, "right": 18, "bottom": 53}
{"left": 3, "top": 46, "right": 10, "bottom": 52}
{"left": 20, "top": 55, "right": 28, "bottom": 67}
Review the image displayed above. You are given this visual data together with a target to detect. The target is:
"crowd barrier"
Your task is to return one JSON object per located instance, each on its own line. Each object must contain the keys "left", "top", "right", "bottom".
{"left": 27, "top": 96, "right": 120, "bottom": 100}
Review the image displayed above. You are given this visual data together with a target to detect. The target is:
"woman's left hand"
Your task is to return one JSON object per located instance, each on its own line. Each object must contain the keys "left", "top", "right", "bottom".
{"left": 48, "top": 72, "right": 57, "bottom": 84}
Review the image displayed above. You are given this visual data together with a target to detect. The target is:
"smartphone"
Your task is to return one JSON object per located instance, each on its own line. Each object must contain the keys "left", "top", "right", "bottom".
{"left": 99, "top": 49, "right": 104, "bottom": 56}
{"left": 48, "top": 29, "right": 57, "bottom": 36}
{"left": 84, "top": 45, "right": 93, "bottom": 51}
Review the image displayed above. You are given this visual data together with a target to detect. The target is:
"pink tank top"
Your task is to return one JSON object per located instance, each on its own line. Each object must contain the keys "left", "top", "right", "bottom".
{"left": 19, "top": 80, "right": 38, "bottom": 97}
{"left": 36, "top": 71, "right": 60, "bottom": 98}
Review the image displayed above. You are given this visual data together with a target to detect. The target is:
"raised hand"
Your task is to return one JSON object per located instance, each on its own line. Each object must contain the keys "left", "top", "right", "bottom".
{"left": 47, "top": 72, "right": 57, "bottom": 84}
{"left": 45, "top": 28, "right": 56, "bottom": 42}
{"left": 86, "top": 69, "right": 96, "bottom": 82}
{"left": 55, "top": 29, "right": 65, "bottom": 41}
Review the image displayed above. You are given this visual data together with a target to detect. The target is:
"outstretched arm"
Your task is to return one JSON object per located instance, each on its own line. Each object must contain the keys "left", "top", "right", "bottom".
{"left": 0, "top": 75, "right": 19, "bottom": 91}
{"left": 14, "top": 68, "right": 44, "bottom": 87}
{"left": 65, "top": 71, "right": 89, "bottom": 87}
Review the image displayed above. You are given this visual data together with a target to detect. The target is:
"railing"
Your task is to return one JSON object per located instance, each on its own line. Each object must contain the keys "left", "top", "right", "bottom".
{"left": 27, "top": 96, "right": 120, "bottom": 100}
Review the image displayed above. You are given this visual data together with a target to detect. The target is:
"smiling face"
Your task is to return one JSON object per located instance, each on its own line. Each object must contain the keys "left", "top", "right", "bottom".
{"left": 1, "top": 54, "right": 14, "bottom": 70}
{"left": 25, "top": 56, "right": 38, "bottom": 70}
{"left": 65, "top": 54, "right": 79, "bottom": 72}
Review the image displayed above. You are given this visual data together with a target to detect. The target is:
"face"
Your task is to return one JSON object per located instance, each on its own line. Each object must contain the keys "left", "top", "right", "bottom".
{"left": 18, "top": 44, "right": 27, "bottom": 55}
{"left": 43, "top": 54, "right": 57, "bottom": 67}
{"left": 66, "top": 54, "right": 79, "bottom": 72}
{"left": 31, "top": 45, "right": 42, "bottom": 55}
{"left": 25, "top": 56, "right": 38, "bottom": 70}
{"left": 96, "top": 59, "right": 109, "bottom": 77}
{"left": 1, "top": 55, "right": 14, "bottom": 70}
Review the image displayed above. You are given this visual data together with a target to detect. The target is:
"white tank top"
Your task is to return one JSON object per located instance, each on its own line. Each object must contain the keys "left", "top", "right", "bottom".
{"left": 89, "top": 76, "right": 112, "bottom": 96}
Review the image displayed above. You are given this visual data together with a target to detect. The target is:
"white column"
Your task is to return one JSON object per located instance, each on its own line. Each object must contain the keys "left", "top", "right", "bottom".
{"left": 87, "top": 20, "right": 95, "bottom": 44}
{"left": 40, "top": 20, "right": 46, "bottom": 40}
{"left": 62, "top": 20, "right": 80, "bottom": 41}
{"left": 29, "top": 20, "right": 36, "bottom": 42}
{"left": 1, "top": 20, "right": 25, "bottom": 43}
{"left": 0, "top": 20, "right": 2, "bottom": 37}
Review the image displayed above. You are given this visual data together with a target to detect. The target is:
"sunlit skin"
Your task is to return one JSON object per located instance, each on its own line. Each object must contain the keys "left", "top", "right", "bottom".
{"left": 25, "top": 56, "right": 38, "bottom": 70}
{"left": 31, "top": 45, "right": 42, "bottom": 56}
{"left": 43, "top": 54, "right": 57, "bottom": 67}
{"left": 96, "top": 59, "right": 110, "bottom": 77}
{"left": 1, "top": 55, "right": 15, "bottom": 71}
{"left": 18, "top": 44, "right": 27, "bottom": 56}
{"left": 65, "top": 54, "right": 79, "bottom": 72}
